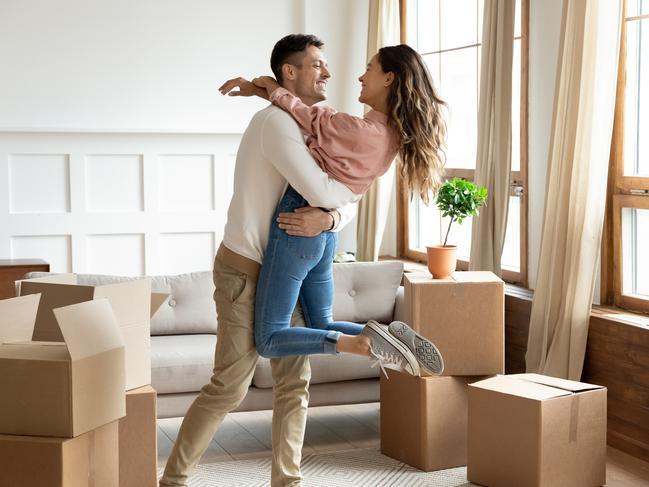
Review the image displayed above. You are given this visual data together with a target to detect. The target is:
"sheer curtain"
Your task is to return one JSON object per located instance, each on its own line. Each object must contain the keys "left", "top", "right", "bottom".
{"left": 525, "top": 0, "right": 622, "bottom": 380}
{"left": 355, "top": 0, "right": 400, "bottom": 262}
{"left": 469, "top": 0, "right": 516, "bottom": 275}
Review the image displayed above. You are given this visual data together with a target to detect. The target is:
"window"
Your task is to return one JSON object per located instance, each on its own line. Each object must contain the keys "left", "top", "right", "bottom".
{"left": 399, "top": 0, "right": 528, "bottom": 285}
{"left": 604, "top": 0, "right": 649, "bottom": 313}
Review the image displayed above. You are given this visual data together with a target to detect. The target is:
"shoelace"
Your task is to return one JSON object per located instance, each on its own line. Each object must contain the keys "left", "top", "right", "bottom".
{"left": 369, "top": 347, "right": 405, "bottom": 379}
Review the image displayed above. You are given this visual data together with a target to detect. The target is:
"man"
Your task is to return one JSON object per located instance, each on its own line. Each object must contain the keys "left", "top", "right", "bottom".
{"left": 159, "top": 34, "right": 359, "bottom": 487}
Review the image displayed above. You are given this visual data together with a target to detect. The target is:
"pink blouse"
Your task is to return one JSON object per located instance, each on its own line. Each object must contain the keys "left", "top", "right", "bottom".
{"left": 269, "top": 87, "right": 399, "bottom": 195}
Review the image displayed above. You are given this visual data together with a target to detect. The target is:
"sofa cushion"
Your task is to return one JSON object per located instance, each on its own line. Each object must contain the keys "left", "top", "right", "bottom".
{"left": 151, "top": 334, "right": 216, "bottom": 394}
{"left": 146, "top": 271, "right": 216, "bottom": 335}
{"left": 331, "top": 260, "right": 403, "bottom": 324}
{"left": 253, "top": 352, "right": 380, "bottom": 389}
{"left": 24, "top": 270, "right": 217, "bottom": 335}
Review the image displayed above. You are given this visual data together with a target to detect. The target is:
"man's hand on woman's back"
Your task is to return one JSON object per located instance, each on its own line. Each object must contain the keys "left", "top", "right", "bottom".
{"left": 276, "top": 206, "right": 337, "bottom": 236}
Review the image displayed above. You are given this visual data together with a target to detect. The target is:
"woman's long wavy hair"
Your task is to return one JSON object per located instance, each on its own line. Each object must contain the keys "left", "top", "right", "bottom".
{"left": 378, "top": 45, "right": 447, "bottom": 205}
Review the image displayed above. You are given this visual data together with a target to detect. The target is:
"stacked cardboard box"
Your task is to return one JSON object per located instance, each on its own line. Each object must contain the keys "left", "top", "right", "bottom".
{"left": 0, "top": 294, "right": 125, "bottom": 486}
{"left": 2, "top": 276, "right": 165, "bottom": 487}
{"left": 120, "top": 385, "right": 158, "bottom": 487}
{"left": 380, "top": 271, "right": 504, "bottom": 471}
{"left": 381, "top": 272, "right": 607, "bottom": 486}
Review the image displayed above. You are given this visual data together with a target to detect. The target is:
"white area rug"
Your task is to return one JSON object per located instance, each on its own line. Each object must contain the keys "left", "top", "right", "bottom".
{"left": 163, "top": 448, "right": 479, "bottom": 486}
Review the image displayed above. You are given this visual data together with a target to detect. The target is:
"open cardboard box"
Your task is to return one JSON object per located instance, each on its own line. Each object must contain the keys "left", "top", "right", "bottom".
{"left": 0, "top": 294, "right": 126, "bottom": 438}
{"left": 467, "top": 373, "right": 607, "bottom": 487}
{"left": 17, "top": 274, "right": 168, "bottom": 391}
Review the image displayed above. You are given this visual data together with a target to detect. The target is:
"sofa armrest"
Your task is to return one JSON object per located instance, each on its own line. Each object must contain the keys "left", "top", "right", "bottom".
{"left": 393, "top": 286, "right": 406, "bottom": 323}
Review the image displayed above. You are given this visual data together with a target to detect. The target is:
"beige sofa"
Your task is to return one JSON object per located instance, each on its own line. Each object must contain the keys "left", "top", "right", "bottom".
{"left": 26, "top": 260, "right": 406, "bottom": 418}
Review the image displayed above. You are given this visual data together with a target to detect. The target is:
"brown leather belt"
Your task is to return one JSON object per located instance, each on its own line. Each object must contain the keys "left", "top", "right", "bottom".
{"left": 216, "top": 243, "right": 260, "bottom": 278}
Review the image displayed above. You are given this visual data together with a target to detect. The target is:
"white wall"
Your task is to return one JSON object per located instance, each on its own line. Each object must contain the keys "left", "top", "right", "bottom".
{"left": 0, "top": 133, "right": 239, "bottom": 274}
{"left": 0, "top": 0, "right": 301, "bottom": 133}
{"left": 0, "top": 0, "right": 370, "bottom": 273}
{"left": 1, "top": 0, "right": 568, "bottom": 279}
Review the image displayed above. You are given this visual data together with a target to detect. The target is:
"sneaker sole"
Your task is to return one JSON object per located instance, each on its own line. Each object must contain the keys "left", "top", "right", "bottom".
{"left": 364, "top": 321, "right": 420, "bottom": 376}
{"left": 388, "top": 321, "right": 444, "bottom": 375}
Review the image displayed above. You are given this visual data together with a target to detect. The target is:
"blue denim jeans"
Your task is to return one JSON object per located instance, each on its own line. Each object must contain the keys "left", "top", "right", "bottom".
{"left": 255, "top": 186, "right": 364, "bottom": 358}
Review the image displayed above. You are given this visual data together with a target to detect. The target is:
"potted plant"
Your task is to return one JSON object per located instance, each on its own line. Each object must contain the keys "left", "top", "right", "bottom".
{"left": 426, "top": 177, "right": 488, "bottom": 278}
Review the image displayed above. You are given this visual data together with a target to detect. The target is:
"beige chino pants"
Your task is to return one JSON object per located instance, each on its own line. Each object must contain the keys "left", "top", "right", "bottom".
{"left": 160, "top": 246, "right": 311, "bottom": 487}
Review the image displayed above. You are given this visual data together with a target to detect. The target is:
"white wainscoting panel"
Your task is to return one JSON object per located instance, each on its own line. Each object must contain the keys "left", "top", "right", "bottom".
{"left": 159, "top": 232, "right": 215, "bottom": 275}
{"left": 86, "top": 154, "right": 143, "bottom": 212}
{"left": 158, "top": 154, "right": 214, "bottom": 212}
{"left": 9, "top": 154, "right": 70, "bottom": 213}
{"left": 10, "top": 235, "right": 72, "bottom": 272}
{"left": 86, "top": 233, "right": 144, "bottom": 276}
{"left": 0, "top": 132, "right": 239, "bottom": 276}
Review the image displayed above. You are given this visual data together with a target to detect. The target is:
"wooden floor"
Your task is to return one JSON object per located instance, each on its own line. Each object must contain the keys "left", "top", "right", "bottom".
{"left": 158, "top": 402, "right": 649, "bottom": 486}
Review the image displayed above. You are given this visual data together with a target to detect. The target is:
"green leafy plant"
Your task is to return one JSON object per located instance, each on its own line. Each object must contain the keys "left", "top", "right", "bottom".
{"left": 436, "top": 177, "right": 488, "bottom": 247}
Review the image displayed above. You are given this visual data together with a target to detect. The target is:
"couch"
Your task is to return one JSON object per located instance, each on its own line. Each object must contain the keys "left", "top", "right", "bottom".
{"left": 26, "top": 260, "right": 406, "bottom": 418}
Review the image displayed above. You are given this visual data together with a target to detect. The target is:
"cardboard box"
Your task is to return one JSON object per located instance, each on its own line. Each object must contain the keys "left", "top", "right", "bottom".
{"left": 18, "top": 274, "right": 167, "bottom": 391}
{"left": 380, "top": 369, "right": 488, "bottom": 471}
{"left": 467, "top": 374, "right": 607, "bottom": 487}
{"left": 403, "top": 271, "right": 504, "bottom": 375}
{"left": 0, "top": 420, "right": 119, "bottom": 487}
{"left": 0, "top": 294, "right": 126, "bottom": 437}
{"left": 119, "top": 385, "right": 158, "bottom": 487}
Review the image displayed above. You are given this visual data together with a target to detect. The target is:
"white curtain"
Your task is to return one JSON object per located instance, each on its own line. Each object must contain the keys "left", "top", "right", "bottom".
{"left": 525, "top": 0, "right": 622, "bottom": 380}
{"left": 356, "top": 0, "right": 400, "bottom": 262}
{"left": 469, "top": 0, "right": 516, "bottom": 276}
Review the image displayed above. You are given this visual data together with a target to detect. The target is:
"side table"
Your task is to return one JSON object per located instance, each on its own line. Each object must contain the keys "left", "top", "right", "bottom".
{"left": 0, "top": 259, "right": 50, "bottom": 299}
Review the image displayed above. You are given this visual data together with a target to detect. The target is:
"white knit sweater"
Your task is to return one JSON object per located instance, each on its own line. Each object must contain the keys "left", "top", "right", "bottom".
{"left": 222, "top": 105, "right": 359, "bottom": 265}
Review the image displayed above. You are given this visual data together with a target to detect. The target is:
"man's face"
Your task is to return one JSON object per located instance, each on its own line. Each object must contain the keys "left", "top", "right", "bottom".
{"left": 285, "top": 45, "right": 331, "bottom": 105}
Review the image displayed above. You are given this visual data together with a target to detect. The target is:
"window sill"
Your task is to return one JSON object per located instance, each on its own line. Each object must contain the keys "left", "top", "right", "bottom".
{"left": 383, "top": 257, "right": 649, "bottom": 330}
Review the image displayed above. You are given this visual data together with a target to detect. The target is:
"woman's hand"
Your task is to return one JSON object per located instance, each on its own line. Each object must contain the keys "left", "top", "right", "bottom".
{"left": 252, "top": 76, "right": 281, "bottom": 96}
{"left": 219, "top": 77, "right": 269, "bottom": 100}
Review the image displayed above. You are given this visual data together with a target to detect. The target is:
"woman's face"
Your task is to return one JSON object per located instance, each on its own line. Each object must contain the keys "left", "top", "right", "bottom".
{"left": 358, "top": 54, "right": 391, "bottom": 108}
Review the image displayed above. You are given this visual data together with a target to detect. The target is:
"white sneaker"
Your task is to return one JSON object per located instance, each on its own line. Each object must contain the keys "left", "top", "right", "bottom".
{"left": 388, "top": 321, "right": 444, "bottom": 376}
{"left": 360, "top": 320, "right": 420, "bottom": 377}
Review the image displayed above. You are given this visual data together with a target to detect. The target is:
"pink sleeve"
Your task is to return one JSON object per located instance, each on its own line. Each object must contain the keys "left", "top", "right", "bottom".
{"left": 269, "top": 87, "right": 372, "bottom": 141}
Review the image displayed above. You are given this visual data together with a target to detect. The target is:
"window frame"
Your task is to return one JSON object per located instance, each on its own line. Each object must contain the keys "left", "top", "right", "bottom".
{"left": 602, "top": 2, "right": 649, "bottom": 314}
{"left": 397, "top": 0, "right": 529, "bottom": 286}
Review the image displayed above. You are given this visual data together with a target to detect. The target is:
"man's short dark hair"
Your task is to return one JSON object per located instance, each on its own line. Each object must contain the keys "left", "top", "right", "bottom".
{"left": 270, "top": 34, "right": 324, "bottom": 85}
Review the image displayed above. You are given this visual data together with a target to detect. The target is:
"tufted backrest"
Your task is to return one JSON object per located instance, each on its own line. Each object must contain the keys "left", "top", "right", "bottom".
{"left": 24, "top": 260, "right": 403, "bottom": 335}
{"left": 24, "top": 270, "right": 217, "bottom": 335}
{"left": 331, "top": 260, "right": 403, "bottom": 325}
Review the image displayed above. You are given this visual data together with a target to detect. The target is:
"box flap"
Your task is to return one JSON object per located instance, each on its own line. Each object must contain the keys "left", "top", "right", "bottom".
{"left": 20, "top": 281, "right": 96, "bottom": 342}
{"left": 0, "top": 294, "right": 41, "bottom": 343}
{"left": 93, "top": 279, "right": 151, "bottom": 325}
{"left": 508, "top": 373, "right": 604, "bottom": 392}
{"left": 451, "top": 271, "right": 503, "bottom": 284}
{"left": 150, "top": 293, "right": 169, "bottom": 317}
{"left": 405, "top": 271, "right": 503, "bottom": 285}
{"left": 53, "top": 299, "right": 125, "bottom": 361}
{"left": 470, "top": 375, "right": 573, "bottom": 401}
{"left": 15, "top": 273, "right": 77, "bottom": 295}
{"left": 0, "top": 342, "right": 69, "bottom": 361}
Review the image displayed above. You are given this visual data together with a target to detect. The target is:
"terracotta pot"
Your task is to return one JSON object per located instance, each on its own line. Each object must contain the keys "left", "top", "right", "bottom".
{"left": 426, "top": 245, "right": 457, "bottom": 279}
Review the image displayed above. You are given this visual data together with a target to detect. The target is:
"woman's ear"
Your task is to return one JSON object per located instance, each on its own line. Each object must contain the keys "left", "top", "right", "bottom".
{"left": 282, "top": 64, "right": 296, "bottom": 81}
{"left": 384, "top": 71, "right": 395, "bottom": 87}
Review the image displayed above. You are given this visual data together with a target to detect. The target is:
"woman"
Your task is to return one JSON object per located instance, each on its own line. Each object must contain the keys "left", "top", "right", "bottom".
{"left": 220, "top": 45, "right": 447, "bottom": 376}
